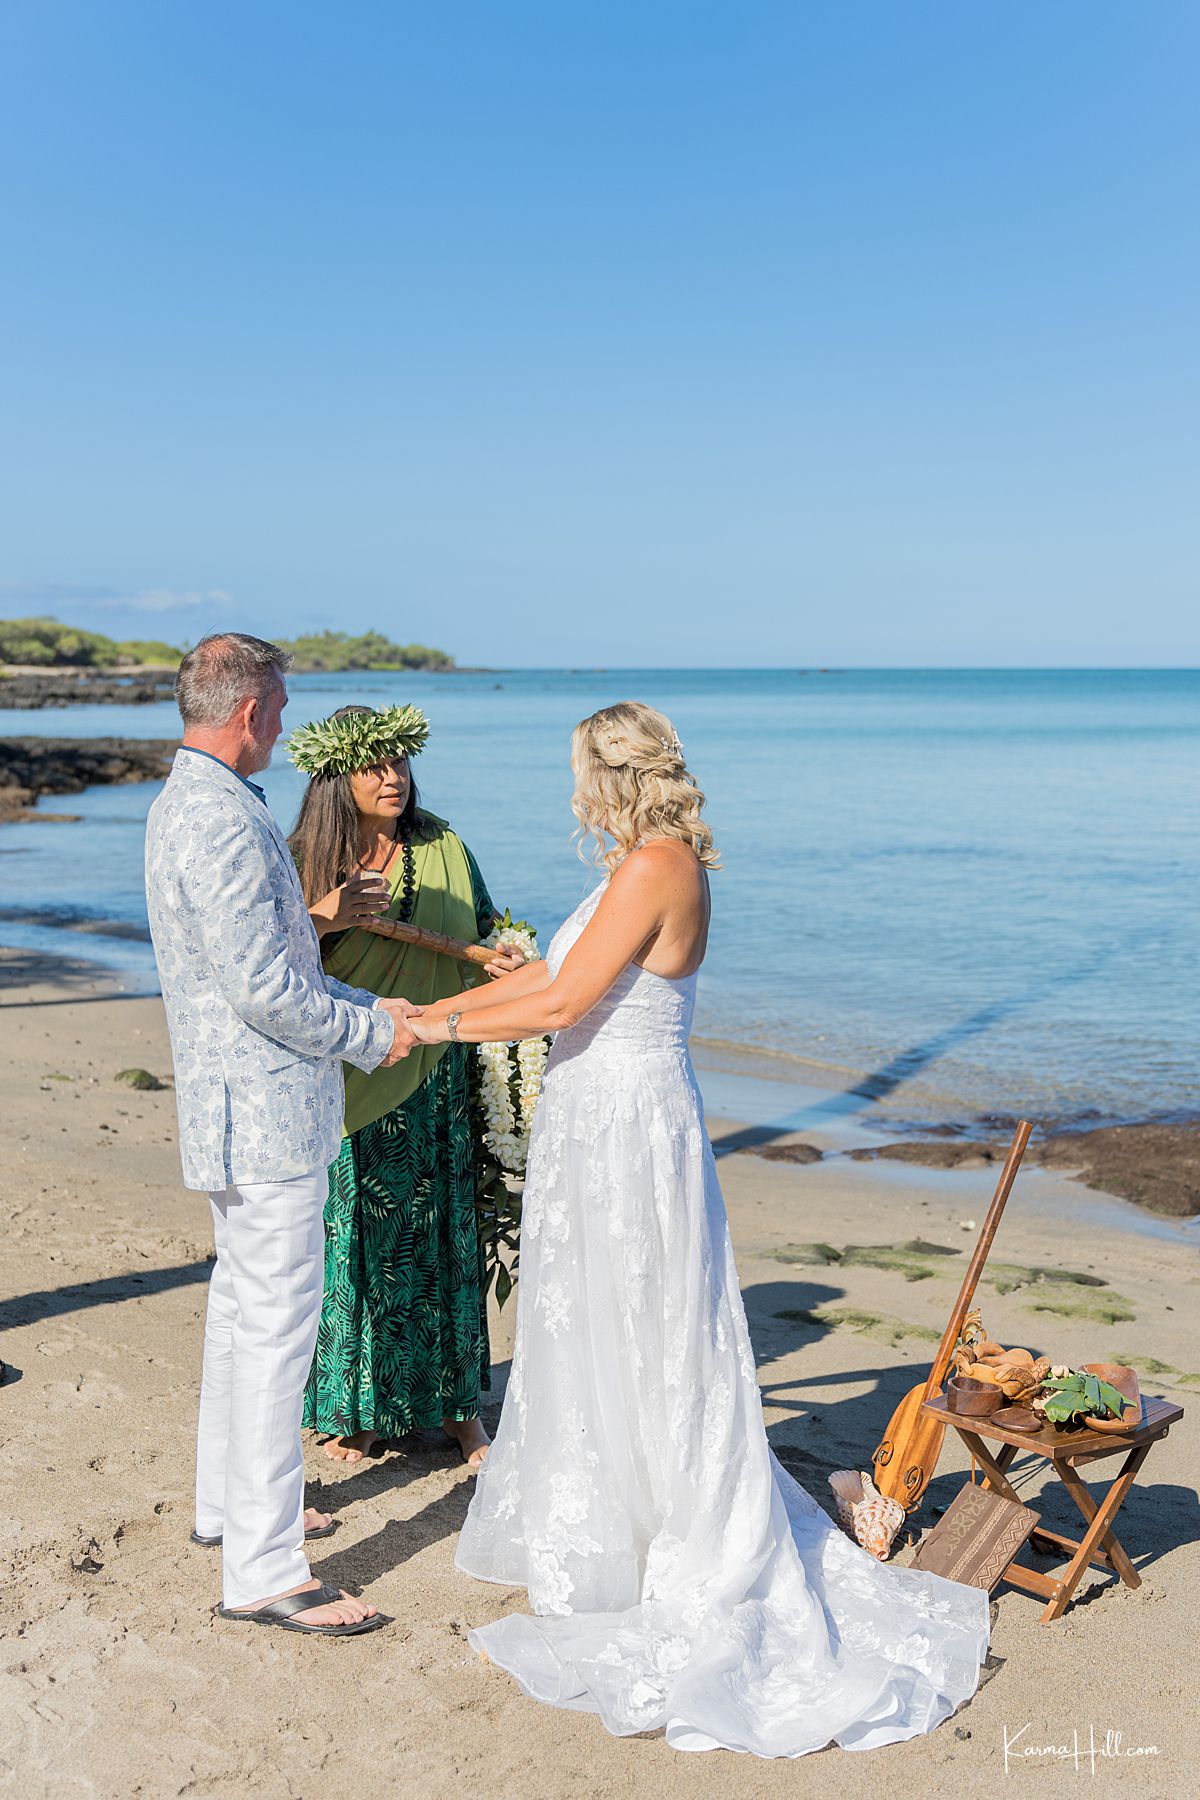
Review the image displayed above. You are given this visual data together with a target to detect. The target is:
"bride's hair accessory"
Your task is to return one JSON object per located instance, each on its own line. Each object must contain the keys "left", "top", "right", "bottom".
{"left": 287, "top": 703, "right": 430, "bottom": 777}
{"left": 570, "top": 700, "right": 720, "bottom": 873}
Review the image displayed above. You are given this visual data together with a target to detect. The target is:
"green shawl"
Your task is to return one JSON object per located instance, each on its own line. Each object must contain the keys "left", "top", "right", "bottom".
{"left": 321, "top": 813, "right": 485, "bottom": 1136}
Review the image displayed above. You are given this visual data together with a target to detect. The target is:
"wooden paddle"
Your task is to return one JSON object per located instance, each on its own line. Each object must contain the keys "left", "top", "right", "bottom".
{"left": 360, "top": 915, "right": 496, "bottom": 968}
{"left": 871, "top": 1118, "right": 1034, "bottom": 1513}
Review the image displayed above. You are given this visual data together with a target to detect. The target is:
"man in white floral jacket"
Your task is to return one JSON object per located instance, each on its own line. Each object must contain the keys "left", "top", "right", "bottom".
{"left": 145, "top": 632, "right": 415, "bottom": 1637}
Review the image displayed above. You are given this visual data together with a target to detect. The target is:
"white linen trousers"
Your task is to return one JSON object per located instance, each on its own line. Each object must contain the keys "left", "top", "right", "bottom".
{"left": 195, "top": 1168, "right": 328, "bottom": 1608}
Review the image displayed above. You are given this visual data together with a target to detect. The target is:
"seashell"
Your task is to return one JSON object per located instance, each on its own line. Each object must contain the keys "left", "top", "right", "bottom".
{"left": 827, "top": 1471, "right": 905, "bottom": 1562}
{"left": 851, "top": 1476, "right": 906, "bottom": 1561}
{"left": 828, "top": 1470, "right": 865, "bottom": 1534}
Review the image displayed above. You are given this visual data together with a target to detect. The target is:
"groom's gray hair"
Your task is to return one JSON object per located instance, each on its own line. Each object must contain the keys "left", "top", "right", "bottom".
{"left": 175, "top": 632, "right": 293, "bottom": 728}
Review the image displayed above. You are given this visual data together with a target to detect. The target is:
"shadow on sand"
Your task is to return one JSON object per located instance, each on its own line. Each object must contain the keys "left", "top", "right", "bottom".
{"left": 0, "top": 1259, "right": 211, "bottom": 1329}
{"left": 745, "top": 1276, "right": 1195, "bottom": 1592}
{"left": 0, "top": 946, "right": 153, "bottom": 1007}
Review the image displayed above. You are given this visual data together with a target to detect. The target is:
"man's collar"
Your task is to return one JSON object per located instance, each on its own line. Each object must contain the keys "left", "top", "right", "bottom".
{"left": 178, "top": 743, "right": 267, "bottom": 803}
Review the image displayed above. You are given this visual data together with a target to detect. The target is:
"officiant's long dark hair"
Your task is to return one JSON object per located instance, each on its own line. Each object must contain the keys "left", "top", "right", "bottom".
{"left": 289, "top": 706, "right": 423, "bottom": 906}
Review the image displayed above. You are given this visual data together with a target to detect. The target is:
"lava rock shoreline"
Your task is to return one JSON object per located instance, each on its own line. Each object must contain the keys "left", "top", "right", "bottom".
{"left": 0, "top": 736, "right": 178, "bottom": 822}
{"left": 843, "top": 1122, "right": 1199, "bottom": 1218}
{"left": 0, "top": 670, "right": 177, "bottom": 708}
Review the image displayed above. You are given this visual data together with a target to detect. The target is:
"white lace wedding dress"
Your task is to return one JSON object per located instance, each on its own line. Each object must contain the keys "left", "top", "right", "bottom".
{"left": 456, "top": 882, "right": 989, "bottom": 1757}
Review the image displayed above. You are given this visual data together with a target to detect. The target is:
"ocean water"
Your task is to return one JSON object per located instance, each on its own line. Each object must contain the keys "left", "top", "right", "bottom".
{"left": 1, "top": 669, "right": 1196, "bottom": 1126}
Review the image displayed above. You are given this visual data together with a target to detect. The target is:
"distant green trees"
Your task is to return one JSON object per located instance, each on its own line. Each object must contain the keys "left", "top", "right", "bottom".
{"left": 278, "top": 630, "right": 454, "bottom": 672}
{"left": 0, "top": 618, "right": 454, "bottom": 673}
{"left": 109, "top": 637, "right": 186, "bottom": 667}
{"left": 0, "top": 617, "right": 182, "bottom": 668}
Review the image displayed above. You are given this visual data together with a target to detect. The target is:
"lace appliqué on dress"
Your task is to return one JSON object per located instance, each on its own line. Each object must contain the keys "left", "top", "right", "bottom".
{"left": 455, "top": 883, "right": 989, "bottom": 1756}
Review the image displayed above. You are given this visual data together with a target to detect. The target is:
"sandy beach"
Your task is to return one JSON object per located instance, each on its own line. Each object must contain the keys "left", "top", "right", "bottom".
{"left": 1, "top": 948, "right": 1196, "bottom": 1800}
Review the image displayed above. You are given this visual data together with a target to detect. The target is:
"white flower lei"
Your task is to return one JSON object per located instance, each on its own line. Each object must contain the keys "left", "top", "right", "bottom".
{"left": 476, "top": 917, "right": 549, "bottom": 1176}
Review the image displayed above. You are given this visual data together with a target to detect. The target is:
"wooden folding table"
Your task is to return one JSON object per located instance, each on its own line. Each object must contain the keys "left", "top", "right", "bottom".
{"left": 921, "top": 1393, "right": 1184, "bottom": 1621}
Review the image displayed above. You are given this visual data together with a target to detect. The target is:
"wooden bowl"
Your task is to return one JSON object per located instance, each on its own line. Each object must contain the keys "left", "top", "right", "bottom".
{"left": 946, "top": 1375, "right": 1004, "bottom": 1417}
{"left": 1081, "top": 1362, "right": 1142, "bottom": 1433}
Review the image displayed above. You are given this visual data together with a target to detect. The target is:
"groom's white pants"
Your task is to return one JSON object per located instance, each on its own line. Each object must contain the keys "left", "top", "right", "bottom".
{"left": 195, "top": 1168, "right": 327, "bottom": 1609}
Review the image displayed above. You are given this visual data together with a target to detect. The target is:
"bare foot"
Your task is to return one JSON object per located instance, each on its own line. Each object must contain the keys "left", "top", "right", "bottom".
{"left": 322, "top": 1429, "right": 380, "bottom": 1464}
{"left": 443, "top": 1416, "right": 491, "bottom": 1471}
{"left": 304, "top": 1507, "right": 333, "bottom": 1532}
{"left": 231, "top": 1577, "right": 377, "bottom": 1628}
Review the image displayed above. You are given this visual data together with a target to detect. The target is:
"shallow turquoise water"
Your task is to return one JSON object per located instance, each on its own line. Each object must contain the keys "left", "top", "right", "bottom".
{"left": 2, "top": 669, "right": 1196, "bottom": 1122}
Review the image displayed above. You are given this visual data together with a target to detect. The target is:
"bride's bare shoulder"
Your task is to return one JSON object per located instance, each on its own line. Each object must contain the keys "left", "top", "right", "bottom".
{"left": 613, "top": 838, "right": 707, "bottom": 894}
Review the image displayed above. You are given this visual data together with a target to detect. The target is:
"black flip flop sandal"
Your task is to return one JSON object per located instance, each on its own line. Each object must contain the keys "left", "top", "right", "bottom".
{"left": 217, "top": 1583, "right": 390, "bottom": 1636}
{"left": 191, "top": 1518, "right": 338, "bottom": 1548}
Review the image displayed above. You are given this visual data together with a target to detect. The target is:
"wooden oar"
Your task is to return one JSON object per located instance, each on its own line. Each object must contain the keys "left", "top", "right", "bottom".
{"left": 871, "top": 1118, "right": 1034, "bottom": 1512}
{"left": 360, "top": 915, "right": 495, "bottom": 968}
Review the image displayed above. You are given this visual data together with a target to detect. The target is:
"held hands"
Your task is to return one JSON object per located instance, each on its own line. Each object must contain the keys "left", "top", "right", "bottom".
{"left": 378, "top": 996, "right": 424, "bottom": 1065}
{"left": 408, "top": 1012, "right": 449, "bottom": 1047}
{"left": 310, "top": 868, "right": 391, "bottom": 936}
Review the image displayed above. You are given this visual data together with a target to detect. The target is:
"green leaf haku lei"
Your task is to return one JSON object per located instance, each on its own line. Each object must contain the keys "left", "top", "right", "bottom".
{"left": 287, "top": 703, "right": 431, "bottom": 776}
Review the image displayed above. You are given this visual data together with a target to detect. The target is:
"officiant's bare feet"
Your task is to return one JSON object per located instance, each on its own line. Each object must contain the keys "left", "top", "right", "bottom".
{"left": 322, "top": 1429, "right": 380, "bottom": 1463}
{"left": 444, "top": 1415, "right": 491, "bottom": 1470}
{"left": 231, "top": 1578, "right": 378, "bottom": 1628}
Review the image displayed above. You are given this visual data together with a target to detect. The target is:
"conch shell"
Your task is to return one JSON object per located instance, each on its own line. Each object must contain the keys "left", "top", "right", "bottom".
{"left": 828, "top": 1471, "right": 905, "bottom": 1562}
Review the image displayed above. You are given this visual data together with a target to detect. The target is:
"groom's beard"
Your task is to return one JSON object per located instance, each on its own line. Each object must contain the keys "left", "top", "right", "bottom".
{"left": 245, "top": 732, "right": 279, "bottom": 774}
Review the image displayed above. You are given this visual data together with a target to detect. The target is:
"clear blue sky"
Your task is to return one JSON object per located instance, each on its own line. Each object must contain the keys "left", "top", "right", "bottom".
{"left": 1, "top": 2, "right": 1196, "bottom": 666}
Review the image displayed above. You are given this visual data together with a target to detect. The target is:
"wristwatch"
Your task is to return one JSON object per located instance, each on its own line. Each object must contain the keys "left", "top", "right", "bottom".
{"left": 447, "top": 1012, "right": 463, "bottom": 1044}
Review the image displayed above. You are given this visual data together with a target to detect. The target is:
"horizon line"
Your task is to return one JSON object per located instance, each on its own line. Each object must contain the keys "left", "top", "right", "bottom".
{"left": 287, "top": 663, "right": 1200, "bottom": 674}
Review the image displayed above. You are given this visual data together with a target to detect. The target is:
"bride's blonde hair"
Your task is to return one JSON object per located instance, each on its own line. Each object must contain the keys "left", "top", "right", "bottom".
{"left": 571, "top": 701, "right": 720, "bottom": 874}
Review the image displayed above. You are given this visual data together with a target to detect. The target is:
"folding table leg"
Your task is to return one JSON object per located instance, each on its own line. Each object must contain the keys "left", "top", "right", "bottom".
{"left": 959, "top": 1437, "right": 1057, "bottom": 1559}
{"left": 1055, "top": 1446, "right": 1150, "bottom": 1593}
{"left": 951, "top": 1430, "right": 1150, "bottom": 1619}
{"left": 954, "top": 1432, "right": 1023, "bottom": 1504}
{"left": 1039, "top": 1449, "right": 1149, "bottom": 1621}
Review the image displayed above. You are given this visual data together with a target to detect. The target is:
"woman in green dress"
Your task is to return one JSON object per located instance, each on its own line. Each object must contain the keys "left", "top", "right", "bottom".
{"left": 288, "top": 704, "right": 524, "bottom": 1470}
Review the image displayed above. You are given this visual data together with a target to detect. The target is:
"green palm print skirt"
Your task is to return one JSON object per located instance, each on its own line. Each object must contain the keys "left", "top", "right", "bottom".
{"left": 302, "top": 1040, "right": 490, "bottom": 1438}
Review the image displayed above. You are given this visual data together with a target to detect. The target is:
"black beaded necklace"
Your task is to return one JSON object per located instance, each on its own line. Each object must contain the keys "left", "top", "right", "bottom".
{"left": 362, "top": 823, "right": 416, "bottom": 924}
{"left": 392, "top": 827, "right": 417, "bottom": 924}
